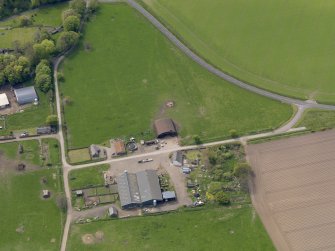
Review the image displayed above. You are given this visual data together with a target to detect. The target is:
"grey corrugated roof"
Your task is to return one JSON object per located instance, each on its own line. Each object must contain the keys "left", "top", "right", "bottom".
{"left": 137, "top": 170, "right": 162, "bottom": 203}
{"left": 37, "top": 126, "right": 51, "bottom": 134}
{"left": 117, "top": 172, "right": 141, "bottom": 208}
{"left": 173, "top": 151, "right": 183, "bottom": 164}
{"left": 162, "top": 191, "right": 176, "bottom": 200}
{"left": 14, "top": 86, "right": 38, "bottom": 105}
{"left": 117, "top": 170, "right": 162, "bottom": 208}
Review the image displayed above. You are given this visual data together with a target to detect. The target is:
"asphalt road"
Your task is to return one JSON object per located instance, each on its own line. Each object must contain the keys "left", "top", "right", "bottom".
{"left": 126, "top": 0, "right": 335, "bottom": 110}
{"left": 4, "top": 1, "right": 334, "bottom": 250}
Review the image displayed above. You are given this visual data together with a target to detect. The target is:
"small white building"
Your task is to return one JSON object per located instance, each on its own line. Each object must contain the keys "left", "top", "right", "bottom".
{"left": 0, "top": 93, "right": 9, "bottom": 109}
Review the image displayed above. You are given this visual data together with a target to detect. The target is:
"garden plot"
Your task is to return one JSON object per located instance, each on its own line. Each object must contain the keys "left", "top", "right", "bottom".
{"left": 247, "top": 130, "right": 335, "bottom": 251}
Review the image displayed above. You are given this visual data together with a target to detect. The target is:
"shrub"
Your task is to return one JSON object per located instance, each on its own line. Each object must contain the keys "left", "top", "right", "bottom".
{"left": 215, "top": 191, "right": 230, "bottom": 205}
{"left": 18, "top": 15, "right": 32, "bottom": 27}
{"left": 230, "top": 129, "right": 238, "bottom": 138}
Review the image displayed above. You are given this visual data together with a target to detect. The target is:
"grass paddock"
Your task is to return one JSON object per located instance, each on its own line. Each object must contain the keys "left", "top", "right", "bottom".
{"left": 60, "top": 3, "right": 292, "bottom": 148}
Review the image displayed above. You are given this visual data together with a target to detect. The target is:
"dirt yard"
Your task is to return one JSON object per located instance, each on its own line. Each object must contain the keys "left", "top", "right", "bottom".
{"left": 109, "top": 152, "right": 192, "bottom": 207}
{"left": 247, "top": 130, "right": 335, "bottom": 251}
{"left": 0, "top": 85, "right": 34, "bottom": 116}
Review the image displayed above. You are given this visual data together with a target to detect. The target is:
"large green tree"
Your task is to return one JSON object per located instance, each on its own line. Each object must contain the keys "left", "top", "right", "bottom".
{"left": 33, "top": 39, "right": 55, "bottom": 60}
{"left": 69, "top": 0, "right": 86, "bottom": 16}
{"left": 63, "top": 15, "right": 80, "bottom": 32}
{"left": 56, "top": 31, "right": 80, "bottom": 52}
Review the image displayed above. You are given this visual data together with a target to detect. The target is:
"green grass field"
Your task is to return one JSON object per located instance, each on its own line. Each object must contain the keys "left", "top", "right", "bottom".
{"left": 0, "top": 140, "right": 42, "bottom": 165}
{"left": 296, "top": 109, "right": 335, "bottom": 130}
{"left": 60, "top": 3, "right": 292, "bottom": 148}
{"left": 67, "top": 206, "right": 274, "bottom": 251}
{"left": 42, "top": 138, "right": 61, "bottom": 166}
{"left": 143, "top": 0, "right": 335, "bottom": 103}
{"left": 0, "top": 87, "right": 54, "bottom": 136}
{"left": 0, "top": 168, "right": 65, "bottom": 251}
{"left": 69, "top": 164, "right": 110, "bottom": 190}
{"left": 0, "top": 138, "right": 64, "bottom": 251}
{"left": 0, "top": 2, "right": 67, "bottom": 48}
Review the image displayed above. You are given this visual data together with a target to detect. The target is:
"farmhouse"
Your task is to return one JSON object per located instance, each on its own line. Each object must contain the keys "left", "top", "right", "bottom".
{"left": 117, "top": 170, "right": 162, "bottom": 209}
{"left": 154, "top": 118, "right": 177, "bottom": 138}
{"left": 0, "top": 93, "right": 9, "bottom": 109}
{"left": 89, "top": 144, "right": 101, "bottom": 158}
{"left": 114, "top": 140, "right": 126, "bottom": 155}
{"left": 172, "top": 151, "right": 183, "bottom": 167}
{"left": 14, "top": 86, "right": 38, "bottom": 105}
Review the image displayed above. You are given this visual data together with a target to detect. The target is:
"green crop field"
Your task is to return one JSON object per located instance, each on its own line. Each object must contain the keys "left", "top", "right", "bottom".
{"left": 143, "top": 0, "right": 335, "bottom": 103}
{"left": 0, "top": 139, "right": 65, "bottom": 251}
{"left": 67, "top": 206, "right": 274, "bottom": 250}
{"left": 60, "top": 3, "right": 292, "bottom": 148}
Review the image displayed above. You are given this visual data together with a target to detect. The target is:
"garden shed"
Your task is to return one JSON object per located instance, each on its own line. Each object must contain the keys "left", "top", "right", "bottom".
{"left": 154, "top": 118, "right": 177, "bottom": 138}
{"left": 172, "top": 151, "right": 183, "bottom": 167}
{"left": 37, "top": 126, "right": 52, "bottom": 135}
{"left": 14, "top": 86, "right": 38, "bottom": 105}
{"left": 114, "top": 140, "right": 126, "bottom": 155}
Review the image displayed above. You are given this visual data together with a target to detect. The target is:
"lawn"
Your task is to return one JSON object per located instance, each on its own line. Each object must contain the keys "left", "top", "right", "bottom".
{"left": 60, "top": 3, "right": 292, "bottom": 148}
{"left": 0, "top": 138, "right": 64, "bottom": 251}
{"left": 42, "top": 138, "right": 61, "bottom": 166}
{"left": 0, "top": 27, "right": 38, "bottom": 48}
{"left": 68, "top": 148, "right": 91, "bottom": 164}
{"left": 0, "top": 2, "right": 68, "bottom": 48}
{"left": 67, "top": 206, "right": 274, "bottom": 251}
{"left": 0, "top": 87, "right": 54, "bottom": 136}
{"left": 0, "top": 140, "right": 42, "bottom": 166}
{"left": 296, "top": 109, "right": 335, "bottom": 130}
{"left": 69, "top": 164, "right": 110, "bottom": 190}
{"left": 0, "top": 168, "right": 65, "bottom": 251}
{"left": 142, "top": 0, "right": 335, "bottom": 103}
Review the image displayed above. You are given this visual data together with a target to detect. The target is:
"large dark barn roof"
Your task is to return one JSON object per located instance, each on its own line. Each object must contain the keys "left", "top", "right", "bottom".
{"left": 154, "top": 118, "right": 177, "bottom": 138}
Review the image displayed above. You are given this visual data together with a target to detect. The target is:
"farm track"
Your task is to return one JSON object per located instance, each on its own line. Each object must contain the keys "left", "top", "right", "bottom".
{"left": 5, "top": 1, "right": 335, "bottom": 250}
{"left": 126, "top": 0, "right": 335, "bottom": 110}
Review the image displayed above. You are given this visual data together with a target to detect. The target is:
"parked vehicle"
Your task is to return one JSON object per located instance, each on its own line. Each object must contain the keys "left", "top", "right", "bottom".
{"left": 138, "top": 158, "right": 153, "bottom": 164}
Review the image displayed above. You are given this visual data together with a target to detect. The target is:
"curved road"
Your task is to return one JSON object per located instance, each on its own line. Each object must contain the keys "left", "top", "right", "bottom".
{"left": 40, "top": 1, "right": 335, "bottom": 250}
{"left": 126, "top": 0, "right": 335, "bottom": 110}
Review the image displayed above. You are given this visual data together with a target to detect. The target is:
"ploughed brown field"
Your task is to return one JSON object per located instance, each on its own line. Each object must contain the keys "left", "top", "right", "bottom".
{"left": 247, "top": 130, "right": 335, "bottom": 251}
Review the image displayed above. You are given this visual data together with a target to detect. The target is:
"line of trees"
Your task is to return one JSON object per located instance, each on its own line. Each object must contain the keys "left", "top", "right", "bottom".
{"left": 0, "top": 0, "right": 99, "bottom": 92}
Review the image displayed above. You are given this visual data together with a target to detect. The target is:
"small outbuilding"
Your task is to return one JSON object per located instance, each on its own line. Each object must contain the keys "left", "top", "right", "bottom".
{"left": 14, "top": 86, "right": 38, "bottom": 105}
{"left": 114, "top": 140, "right": 126, "bottom": 156}
{"left": 108, "top": 206, "right": 118, "bottom": 217}
{"left": 162, "top": 191, "right": 176, "bottom": 201}
{"left": 76, "top": 190, "right": 83, "bottom": 197}
{"left": 172, "top": 151, "right": 183, "bottom": 167}
{"left": 0, "top": 93, "right": 9, "bottom": 109}
{"left": 37, "top": 126, "right": 52, "bottom": 135}
{"left": 154, "top": 118, "right": 177, "bottom": 138}
{"left": 42, "top": 190, "right": 50, "bottom": 198}
{"left": 90, "top": 144, "right": 101, "bottom": 158}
